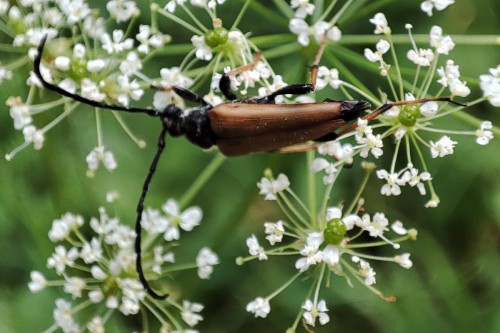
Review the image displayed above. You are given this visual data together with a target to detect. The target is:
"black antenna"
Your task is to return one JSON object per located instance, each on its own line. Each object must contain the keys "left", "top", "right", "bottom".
{"left": 34, "top": 34, "right": 159, "bottom": 117}
{"left": 35, "top": 34, "right": 169, "bottom": 299}
{"left": 135, "top": 124, "right": 169, "bottom": 300}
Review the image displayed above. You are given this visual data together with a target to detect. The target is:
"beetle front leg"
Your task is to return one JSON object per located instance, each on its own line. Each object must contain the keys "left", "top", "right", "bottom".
{"left": 219, "top": 52, "right": 263, "bottom": 101}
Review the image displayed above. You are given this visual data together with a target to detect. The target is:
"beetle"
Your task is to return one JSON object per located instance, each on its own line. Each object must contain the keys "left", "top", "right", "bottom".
{"left": 33, "top": 35, "right": 463, "bottom": 299}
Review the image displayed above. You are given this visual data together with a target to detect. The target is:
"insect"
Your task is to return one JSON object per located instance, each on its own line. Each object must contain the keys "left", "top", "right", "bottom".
{"left": 34, "top": 34, "right": 463, "bottom": 300}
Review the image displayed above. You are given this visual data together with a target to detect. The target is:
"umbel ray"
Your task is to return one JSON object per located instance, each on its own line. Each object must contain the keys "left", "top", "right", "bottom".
{"left": 34, "top": 34, "right": 464, "bottom": 300}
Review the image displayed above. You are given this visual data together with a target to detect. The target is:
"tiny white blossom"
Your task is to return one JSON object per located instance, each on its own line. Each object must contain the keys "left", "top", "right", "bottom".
{"left": 196, "top": 247, "right": 219, "bottom": 279}
{"left": 22, "top": 125, "right": 45, "bottom": 150}
{"left": 475, "top": 121, "right": 494, "bottom": 145}
{"left": 316, "top": 66, "right": 342, "bottom": 90}
{"left": 369, "top": 13, "right": 390, "bottom": 34}
{"left": 357, "top": 133, "right": 384, "bottom": 159}
{"left": 430, "top": 136, "right": 457, "bottom": 158}
{"left": 322, "top": 245, "right": 340, "bottom": 267}
{"left": 394, "top": 253, "right": 413, "bottom": 269}
{"left": 152, "top": 246, "right": 175, "bottom": 274}
{"left": 80, "top": 238, "right": 103, "bottom": 264}
{"left": 86, "top": 146, "right": 118, "bottom": 175}
{"left": 246, "top": 297, "right": 271, "bottom": 318}
{"left": 28, "top": 271, "right": 47, "bottom": 293}
{"left": 87, "top": 316, "right": 105, "bottom": 333}
{"left": 162, "top": 199, "right": 202, "bottom": 241}
{"left": 49, "top": 212, "right": 84, "bottom": 241}
{"left": 364, "top": 39, "right": 390, "bottom": 62}
{"left": 263, "top": 220, "right": 285, "bottom": 245}
{"left": 64, "top": 276, "right": 86, "bottom": 298}
{"left": 352, "top": 256, "right": 376, "bottom": 285}
{"left": 377, "top": 169, "right": 405, "bottom": 196}
{"left": 81, "top": 79, "right": 106, "bottom": 102}
{"left": 421, "top": 0, "right": 454, "bottom": 16}
{"left": 247, "top": 235, "right": 268, "bottom": 260}
{"left": 302, "top": 299, "right": 330, "bottom": 327}
{"left": 106, "top": 0, "right": 139, "bottom": 23}
{"left": 53, "top": 298, "right": 80, "bottom": 333}
{"left": 101, "top": 29, "right": 134, "bottom": 54}
{"left": 391, "top": 221, "right": 409, "bottom": 235}
{"left": 295, "top": 234, "right": 323, "bottom": 272}
{"left": 407, "top": 48, "right": 434, "bottom": 67}
{"left": 257, "top": 173, "right": 290, "bottom": 200}
{"left": 191, "top": 34, "right": 212, "bottom": 60}
{"left": 181, "top": 300, "right": 204, "bottom": 327}
{"left": 403, "top": 166, "right": 432, "bottom": 195}
{"left": 119, "top": 52, "right": 143, "bottom": 75}
{"left": 430, "top": 26, "right": 455, "bottom": 54}
{"left": 480, "top": 65, "right": 500, "bottom": 107}
{"left": 9, "top": 103, "right": 32, "bottom": 130}
{"left": 47, "top": 245, "right": 79, "bottom": 275}
{"left": 290, "top": 0, "right": 315, "bottom": 18}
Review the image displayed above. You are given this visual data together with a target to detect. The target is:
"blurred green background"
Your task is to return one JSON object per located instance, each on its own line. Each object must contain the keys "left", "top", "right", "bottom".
{"left": 0, "top": 0, "right": 499, "bottom": 332}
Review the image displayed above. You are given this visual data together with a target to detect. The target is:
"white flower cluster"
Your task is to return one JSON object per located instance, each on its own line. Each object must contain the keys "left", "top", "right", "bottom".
{"left": 28, "top": 197, "right": 218, "bottom": 332}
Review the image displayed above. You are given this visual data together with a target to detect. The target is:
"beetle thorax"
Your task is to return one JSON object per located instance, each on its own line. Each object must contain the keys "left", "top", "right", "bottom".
{"left": 161, "top": 104, "right": 217, "bottom": 149}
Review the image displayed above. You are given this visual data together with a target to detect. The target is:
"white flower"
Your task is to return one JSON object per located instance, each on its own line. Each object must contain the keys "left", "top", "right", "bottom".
{"left": 106, "top": 0, "right": 139, "bottom": 23}
{"left": 164, "top": 0, "right": 187, "bottom": 12}
{"left": 136, "top": 25, "right": 165, "bottom": 54}
{"left": 322, "top": 245, "right": 340, "bottom": 267}
{"left": 289, "top": 18, "right": 341, "bottom": 46}
{"left": 364, "top": 39, "right": 390, "bottom": 62}
{"left": 196, "top": 247, "right": 219, "bottom": 279}
{"left": 53, "top": 298, "right": 80, "bottom": 333}
{"left": 264, "top": 220, "right": 285, "bottom": 245}
{"left": 87, "top": 316, "right": 105, "bottom": 333}
{"left": 246, "top": 297, "right": 271, "bottom": 318}
{"left": 257, "top": 173, "right": 290, "bottom": 200}
{"left": 480, "top": 65, "right": 500, "bottom": 107}
{"left": 366, "top": 212, "right": 389, "bottom": 238}
{"left": 47, "top": 245, "right": 79, "bottom": 275}
{"left": 22, "top": 125, "right": 45, "bottom": 150}
{"left": 316, "top": 66, "right": 342, "bottom": 90}
{"left": 302, "top": 299, "right": 330, "bottom": 327}
{"left": 402, "top": 166, "right": 432, "bottom": 195}
{"left": 152, "top": 246, "right": 175, "bottom": 274}
{"left": 58, "top": 0, "right": 91, "bottom": 24}
{"left": 80, "top": 238, "right": 103, "bottom": 264}
{"left": 119, "top": 52, "right": 143, "bottom": 75}
{"left": 420, "top": 101, "right": 439, "bottom": 117}
{"left": 49, "top": 212, "right": 84, "bottom": 241}
{"left": 377, "top": 169, "right": 406, "bottom": 196}
{"left": 391, "top": 221, "right": 409, "bottom": 235}
{"left": 421, "top": 0, "right": 454, "bottom": 16}
{"left": 295, "top": 233, "right": 323, "bottom": 272}
{"left": 475, "top": 121, "right": 494, "bottom": 145}
{"left": 28, "top": 271, "right": 47, "bottom": 293}
{"left": 9, "top": 103, "right": 32, "bottom": 130}
{"left": 247, "top": 235, "right": 268, "bottom": 260}
{"left": 394, "top": 253, "right": 413, "bottom": 269}
{"left": 81, "top": 79, "right": 106, "bottom": 102}
{"left": 64, "top": 276, "right": 86, "bottom": 298}
{"left": 407, "top": 48, "right": 434, "bottom": 67}
{"left": 290, "top": 0, "right": 315, "bottom": 18}
{"left": 116, "top": 75, "right": 144, "bottom": 106}
{"left": 86, "top": 146, "right": 118, "bottom": 174}
{"left": 352, "top": 256, "right": 376, "bottom": 285}
{"left": 181, "top": 300, "right": 204, "bottom": 327}
{"left": 357, "top": 133, "right": 384, "bottom": 159}
{"left": 101, "top": 29, "right": 134, "bottom": 54}
{"left": 191, "top": 34, "right": 212, "bottom": 60}
{"left": 54, "top": 56, "right": 71, "bottom": 71}
{"left": 430, "top": 136, "right": 457, "bottom": 158}
{"left": 369, "top": 13, "right": 390, "bottom": 34}
{"left": 429, "top": 26, "right": 455, "bottom": 54}
{"left": 162, "top": 199, "right": 202, "bottom": 241}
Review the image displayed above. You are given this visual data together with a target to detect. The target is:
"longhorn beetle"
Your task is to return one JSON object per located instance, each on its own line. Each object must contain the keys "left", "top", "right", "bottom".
{"left": 34, "top": 34, "right": 464, "bottom": 300}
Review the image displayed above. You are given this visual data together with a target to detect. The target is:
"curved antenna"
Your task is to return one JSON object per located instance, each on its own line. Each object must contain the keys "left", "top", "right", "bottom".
{"left": 34, "top": 34, "right": 159, "bottom": 118}
{"left": 135, "top": 123, "right": 169, "bottom": 300}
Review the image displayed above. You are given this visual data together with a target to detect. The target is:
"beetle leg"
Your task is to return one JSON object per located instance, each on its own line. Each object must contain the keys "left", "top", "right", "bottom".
{"left": 274, "top": 143, "right": 318, "bottom": 153}
{"left": 172, "top": 86, "right": 210, "bottom": 106}
{"left": 219, "top": 52, "right": 262, "bottom": 101}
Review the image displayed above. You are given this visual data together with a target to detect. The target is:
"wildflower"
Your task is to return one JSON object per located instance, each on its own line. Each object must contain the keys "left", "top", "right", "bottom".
{"left": 430, "top": 136, "right": 457, "bottom": 158}
{"left": 289, "top": 18, "right": 341, "bottom": 46}
{"left": 421, "top": 0, "right": 455, "bottom": 16}
{"left": 475, "top": 121, "right": 494, "bottom": 145}
{"left": 257, "top": 173, "right": 290, "bottom": 200}
{"left": 86, "top": 146, "right": 118, "bottom": 177}
{"left": 429, "top": 25, "right": 455, "bottom": 54}
{"left": 29, "top": 198, "right": 214, "bottom": 332}
{"left": 239, "top": 172, "right": 417, "bottom": 330}
{"left": 369, "top": 12, "right": 390, "bottom": 34}
{"left": 480, "top": 65, "right": 500, "bottom": 107}
{"left": 161, "top": 198, "right": 202, "bottom": 241}
{"left": 290, "top": 0, "right": 315, "bottom": 18}
{"left": 246, "top": 297, "right": 271, "bottom": 318}
{"left": 302, "top": 299, "right": 330, "bottom": 326}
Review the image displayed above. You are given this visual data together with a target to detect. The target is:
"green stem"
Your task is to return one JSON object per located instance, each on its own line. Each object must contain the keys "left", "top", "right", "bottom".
{"left": 179, "top": 153, "right": 226, "bottom": 209}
